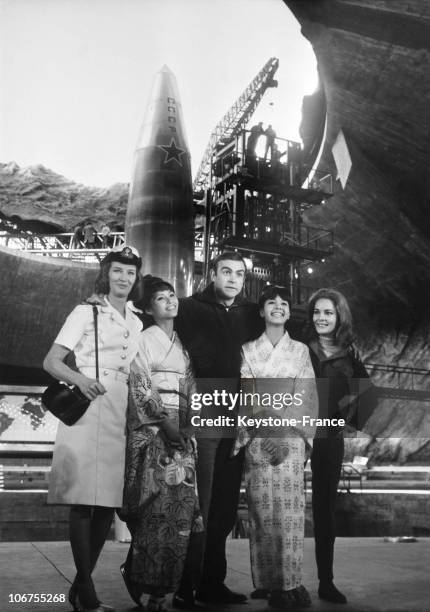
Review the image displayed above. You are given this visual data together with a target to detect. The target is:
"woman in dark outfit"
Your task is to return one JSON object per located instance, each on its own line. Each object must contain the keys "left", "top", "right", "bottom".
{"left": 307, "top": 288, "right": 376, "bottom": 605}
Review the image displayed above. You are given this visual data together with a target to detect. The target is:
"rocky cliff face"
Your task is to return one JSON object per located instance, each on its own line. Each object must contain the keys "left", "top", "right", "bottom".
{"left": 285, "top": 0, "right": 430, "bottom": 463}
{"left": 0, "top": 161, "right": 128, "bottom": 232}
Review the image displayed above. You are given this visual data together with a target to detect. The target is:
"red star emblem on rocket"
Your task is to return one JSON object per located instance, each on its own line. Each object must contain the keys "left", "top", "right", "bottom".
{"left": 159, "top": 139, "right": 186, "bottom": 166}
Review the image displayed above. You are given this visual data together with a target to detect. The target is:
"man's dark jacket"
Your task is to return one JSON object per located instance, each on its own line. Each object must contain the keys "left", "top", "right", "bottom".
{"left": 175, "top": 284, "right": 263, "bottom": 382}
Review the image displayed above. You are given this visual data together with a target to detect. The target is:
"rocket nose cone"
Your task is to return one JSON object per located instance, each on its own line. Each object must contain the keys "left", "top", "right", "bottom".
{"left": 134, "top": 63, "right": 189, "bottom": 151}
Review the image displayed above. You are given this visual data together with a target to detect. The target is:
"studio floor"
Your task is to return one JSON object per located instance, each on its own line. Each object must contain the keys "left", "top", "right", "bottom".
{"left": 1, "top": 537, "right": 429, "bottom": 612}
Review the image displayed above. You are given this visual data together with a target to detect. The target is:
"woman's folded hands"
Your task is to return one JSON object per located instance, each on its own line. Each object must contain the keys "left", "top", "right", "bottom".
{"left": 261, "top": 437, "right": 289, "bottom": 466}
{"left": 159, "top": 419, "right": 189, "bottom": 453}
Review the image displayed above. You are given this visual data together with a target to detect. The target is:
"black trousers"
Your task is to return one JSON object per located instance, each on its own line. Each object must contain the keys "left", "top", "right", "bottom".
{"left": 311, "top": 435, "right": 344, "bottom": 583}
{"left": 196, "top": 436, "right": 244, "bottom": 588}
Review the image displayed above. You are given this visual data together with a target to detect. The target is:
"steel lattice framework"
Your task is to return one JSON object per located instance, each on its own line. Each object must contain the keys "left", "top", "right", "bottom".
{"left": 193, "top": 57, "right": 279, "bottom": 193}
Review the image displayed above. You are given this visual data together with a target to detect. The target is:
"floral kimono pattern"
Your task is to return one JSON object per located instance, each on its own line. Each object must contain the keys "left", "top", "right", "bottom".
{"left": 120, "top": 325, "right": 203, "bottom": 594}
{"left": 235, "top": 331, "right": 317, "bottom": 591}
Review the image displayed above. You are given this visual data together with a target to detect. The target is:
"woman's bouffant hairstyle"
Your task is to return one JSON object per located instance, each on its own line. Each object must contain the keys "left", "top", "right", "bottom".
{"left": 94, "top": 260, "right": 143, "bottom": 302}
{"left": 141, "top": 274, "right": 175, "bottom": 312}
{"left": 306, "top": 288, "right": 355, "bottom": 348}
{"left": 257, "top": 285, "right": 292, "bottom": 311}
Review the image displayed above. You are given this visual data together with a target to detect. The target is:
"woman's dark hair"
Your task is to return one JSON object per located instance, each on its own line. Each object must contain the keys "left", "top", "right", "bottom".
{"left": 258, "top": 285, "right": 292, "bottom": 311}
{"left": 306, "top": 287, "right": 355, "bottom": 347}
{"left": 94, "top": 260, "right": 143, "bottom": 302}
{"left": 141, "top": 275, "right": 175, "bottom": 312}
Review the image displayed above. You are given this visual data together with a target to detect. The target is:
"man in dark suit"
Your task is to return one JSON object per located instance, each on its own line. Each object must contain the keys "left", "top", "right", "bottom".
{"left": 174, "top": 251, "right": 263, "bottom": 606}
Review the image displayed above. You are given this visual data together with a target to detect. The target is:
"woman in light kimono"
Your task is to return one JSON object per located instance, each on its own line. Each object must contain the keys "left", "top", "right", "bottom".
{"left": 119, "top": 275, "right": 203, "bottom": 612}
{"left": 234, "top": 285, "right": 317, "bottom": 610}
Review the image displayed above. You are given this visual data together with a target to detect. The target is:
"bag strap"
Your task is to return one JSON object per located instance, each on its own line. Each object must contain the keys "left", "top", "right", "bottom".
{"left": 92, "top": 305, "right": 99, "bottom": 381}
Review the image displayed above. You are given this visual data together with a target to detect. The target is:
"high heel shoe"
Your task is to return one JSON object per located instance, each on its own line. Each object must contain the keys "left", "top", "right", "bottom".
{"left": 250, "top": 589, "right": 269, "bottom": 599}
{"left": 69, "top": 582, "right": 113, "bottom": 612}
{"left": 96, "top": 603, "right": 115, "bottom": 612}
{"left": 120, "top": 563, "right": 142, "bottom": 606}
{"left": 73, "top": 593, "right": 105, "bottom": 612}
{"left": 172, "top": 588, "right": 195, "bottom": 609}
{"left": 318, "top": 580, "right": 347, "bottom": 604}
{"left": 147, "top": 596, "right": 167, "bottom": 612}
{"left": 69, "top": 585, "right": 79, "bottom": 611}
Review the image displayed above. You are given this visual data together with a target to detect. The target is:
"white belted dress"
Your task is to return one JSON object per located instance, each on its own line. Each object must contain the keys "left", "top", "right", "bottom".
{"left": 47, "top": 299, "right": 142, "bottom": 507}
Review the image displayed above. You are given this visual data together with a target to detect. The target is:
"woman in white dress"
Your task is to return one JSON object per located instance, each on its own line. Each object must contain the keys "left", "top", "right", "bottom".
{"left": 234, "top": 285, "right": 317, "bottom": 609}
{"left": 44, "top": 246, "right": 143, "bottom": 612}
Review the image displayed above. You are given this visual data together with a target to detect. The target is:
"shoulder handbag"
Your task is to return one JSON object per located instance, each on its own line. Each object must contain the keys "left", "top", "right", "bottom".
{"left": 42, "top": 305, "right": 99, "bottom": 426}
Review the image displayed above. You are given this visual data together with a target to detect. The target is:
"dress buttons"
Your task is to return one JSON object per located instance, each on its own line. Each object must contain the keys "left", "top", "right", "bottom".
{"left": 121, "top": 354, "right": 126, "bottom": 360}
{"left": 103, "top": 370, "right": 108, "bottom": 376}
{"left": 123, "top": 345, "right": 128, "bottom": 350}
{"left": 119, "top": 366, "right": 125, "bottom": 372}
{"left": 124, "top": 331, "right": 129, "bottom": 339}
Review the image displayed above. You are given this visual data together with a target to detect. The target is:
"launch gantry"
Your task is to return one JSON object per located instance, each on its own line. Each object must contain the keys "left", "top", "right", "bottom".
{"left": 193, "top": 58, "right": 279, "bottom": 195}
{"left": 193, "top": 59, "right": 334, "bottom": 309}
{"left": 199, "top": 130, "right": 334, "bottom": 308}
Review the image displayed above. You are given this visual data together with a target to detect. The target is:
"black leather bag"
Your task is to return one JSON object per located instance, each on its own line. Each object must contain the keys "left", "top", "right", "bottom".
{"left": 42, "top": 305, "right": 99, "bottom": 426}
{"left": 42, "top": 381, "right": 90, "bottom": 426}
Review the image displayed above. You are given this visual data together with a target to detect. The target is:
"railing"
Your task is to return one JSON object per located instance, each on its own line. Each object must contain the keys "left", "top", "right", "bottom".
{"left": 213, "top": 132, "right": 300, "bottom": 182}
{"left": 366, "top": 363, "right": 430, "bottom": 401}
{"left": 301, "top": 167, "right": 333, "bottom": 196}
{"left": 280, "top": 225, "right": 334, "bottom": 255}
{"left": 211, "top": 198, "right": 334, "bottom": 256}
{"left": 0, "top": 230, "right": 205, "bottom": 263}
{"left": 212, "top": 131, "right": 333, "bottom": 198}
{"left": 0, "top": 231, "right": 126, "bottom": 262}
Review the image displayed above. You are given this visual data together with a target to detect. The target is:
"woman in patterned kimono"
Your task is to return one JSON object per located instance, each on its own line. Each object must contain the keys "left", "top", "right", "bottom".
{"left": 234, "top": 285, "right": 317, "bottom": 609}
{"left": 119, "top": 275, "right": 203, "bottom": 612}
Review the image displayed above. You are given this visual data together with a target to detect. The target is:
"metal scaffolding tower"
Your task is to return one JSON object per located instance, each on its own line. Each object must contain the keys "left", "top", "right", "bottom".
{"left": 193, "top": 57, "right": 279, "bottom": 194}
{"left": 199, "top": 127, "right": 334, "bottom": 307}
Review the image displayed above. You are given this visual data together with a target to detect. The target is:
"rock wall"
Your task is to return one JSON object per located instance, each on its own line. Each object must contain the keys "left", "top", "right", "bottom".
{"left": 0, "top": 162, "right": 128, "bottom": 231}
{"left": 0, "top": 246, "right": 98, "bottom": 369}
{"left": 285, "top": 0, "right": 430, "bottom": 462}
